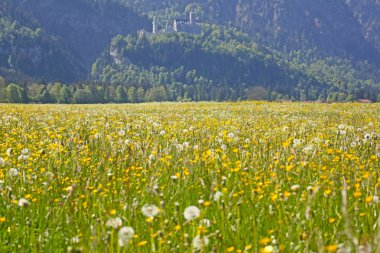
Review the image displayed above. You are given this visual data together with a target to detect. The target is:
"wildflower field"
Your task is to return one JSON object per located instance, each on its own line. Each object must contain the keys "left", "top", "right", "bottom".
{"left": 1, "top": 102, "right": 380, "bottom": 253}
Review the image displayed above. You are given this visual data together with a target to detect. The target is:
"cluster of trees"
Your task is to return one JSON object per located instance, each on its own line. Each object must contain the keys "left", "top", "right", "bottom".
{"left": 0, "top": 77, "right": 248, "bottom": 104}
{"left": 0, "top": 76, "right": 379, "bottom": 105}
{"left": 284, "top": 50, "right": 380, "bottom": 102}
{"left": 90, "top": 25, "right": 380, "bottom": 102}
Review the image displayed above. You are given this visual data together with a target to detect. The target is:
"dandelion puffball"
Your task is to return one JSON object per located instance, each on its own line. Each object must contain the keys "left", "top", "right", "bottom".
{"left": 192, "top": 235, "right": 209, "bottom": 250}
{"left": 106, "top": 217, "right": 123, "bottom": 229}
{"left": 18, "top": 198, "right": 30, "bottom": 207}
{"left": 8, "top": 168, "right": 19, "bottom": 177}
{"left": 213, "top": 191, "right": 223, "bottom": 201}
{"left": 142, "top": 204, "right": 159, "bottom": 218}
{"left": 118, "top": 226, "right": 135, "bottom": 247}
{"left": 184, "top": 206, "right": 200, "bottom": 221}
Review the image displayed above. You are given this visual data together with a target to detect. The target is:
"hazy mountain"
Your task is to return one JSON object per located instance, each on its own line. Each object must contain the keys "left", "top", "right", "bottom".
{"left": 122, "top": 0, "right": 380, "bottom": 65}
{"left": 345, "top": 0, "right": 380, "bottom": 52}
{"left": 0, "top": 0, "right": 149, "bottom": 82}
{"left": 233, "top": 0, "right": 380, "bottom": 65}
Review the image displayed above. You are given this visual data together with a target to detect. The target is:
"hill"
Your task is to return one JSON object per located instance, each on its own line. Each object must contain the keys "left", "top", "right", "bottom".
{"left": 0, "top": 0, "right": 149, "bottom": 82}
{"left": 90, "top": 26, "right": 380, "bottom": 103}
{"left": 121, "top": 0, "right": 380, "bottom": 65}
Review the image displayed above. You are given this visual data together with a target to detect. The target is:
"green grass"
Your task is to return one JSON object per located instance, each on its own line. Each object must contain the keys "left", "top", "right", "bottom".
{"left": 0, "top": 102, "right": 379, "bottom": 253}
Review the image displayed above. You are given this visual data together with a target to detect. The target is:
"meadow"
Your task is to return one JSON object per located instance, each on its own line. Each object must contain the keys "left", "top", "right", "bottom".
{"left": 0, "top": 102, "right": 379, "bottom": 253}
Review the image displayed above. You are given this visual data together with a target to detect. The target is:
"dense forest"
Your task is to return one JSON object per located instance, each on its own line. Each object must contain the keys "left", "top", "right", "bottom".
{"left": 0, "top": 0, "right": 380, "bottom": 103}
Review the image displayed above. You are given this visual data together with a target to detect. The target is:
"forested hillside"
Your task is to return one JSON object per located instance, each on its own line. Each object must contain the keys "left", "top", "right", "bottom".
{"left": 0, "top": 8, "right": 84, "bottom": 82}
{"left": 89, "top": 26, "right": 380, "bottom": 103}
{"left": 0, "top": 0, "right": 149, "bottom": 82}
{"left": 121, "top": 0, "right": 380, "bottom": 63}
{"left": 0, "top": 0, "right": 380, "bottom": 103}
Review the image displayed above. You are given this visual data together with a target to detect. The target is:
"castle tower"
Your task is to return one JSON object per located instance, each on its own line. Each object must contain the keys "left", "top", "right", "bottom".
{"left": 189, "top": 10, "right": 195, "bottom": 25}
{"left": 152, "top": 16, "right": 158, "bottom": 34}
{"left": 173, "top": 19, "right": 178, "bottom": 32}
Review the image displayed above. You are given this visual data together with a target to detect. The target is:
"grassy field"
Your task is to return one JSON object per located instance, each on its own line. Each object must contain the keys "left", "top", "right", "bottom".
{"left": 0, "top": 102, "right": 380, "bottom": 252}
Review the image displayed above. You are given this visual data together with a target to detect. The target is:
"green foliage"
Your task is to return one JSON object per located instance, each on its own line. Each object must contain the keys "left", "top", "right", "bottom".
{"left": 73, "top": 88, "right": 95, "bottom": 104}
{"left": 0, "top": 0, "right": 148, "bottom": 82}
{"left": 0, "top": 76, "right": 6, "bottom": 102}
{"left": 285, "top": 49, "right": 380, "bottom": 102}
{"left": 6, "top": 83, "right": 24, "bottom": 103}
{"left": 115, "top": 85, "right": 127, "bottom": 103}
{"left": 145, "top": 85, "right": 168, "bottom": 102}
{"left": 60, "top": 85, "right": 72, "bottom": 104}
{"left": 127, "top": 86, "right": 138, "bottom": 103}
{"left": 93, "top": 25, "right": 377, "bottom": 102}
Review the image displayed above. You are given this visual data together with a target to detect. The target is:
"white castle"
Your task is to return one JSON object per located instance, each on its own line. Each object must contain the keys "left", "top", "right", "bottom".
{"left": 140, "top": 11, "right": 201, "bottom": 37}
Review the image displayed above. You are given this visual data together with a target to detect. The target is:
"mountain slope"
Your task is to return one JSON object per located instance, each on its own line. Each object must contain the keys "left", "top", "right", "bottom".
{"left": 345, "top": 0, "right": 380, "bottom": 52}
{"left": 121, "top": 0, "right": 380, "bottom": 65}
{"left": 0, "top": 0, "right": 149, "bottom": 82}
{"left": 234, "top": 0, "right": 380, "bottom": 65}
{"left": 0, "top": 6, "right": 85, "bottom": 82}
{"left": 93, "top": 27, "right": 375, "bottom": 102}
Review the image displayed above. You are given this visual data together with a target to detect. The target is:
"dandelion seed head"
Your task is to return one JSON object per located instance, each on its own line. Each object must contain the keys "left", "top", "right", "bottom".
{"left": 0, "top": 158, "right": 5, "bottom": 167}
{"left": 18, "top": 198, "right": 30, "bottom": 207}
{"left": 118, "top": 226, "right": 135, "bottom": 247}
{"left": 293, "top": 139, "right": 302, "bottom": 148}
{"left": 6, "top": 148, "right": 12, "bottom": 156}
{"left": 21, "top": 148, "right": 29, "bottom": 155}
{"left": 290, "top": 185, "right": 300, "bottom": 192}
{"left": 200, "top": 219, "right": 211, "bottom": 227}
{"left": 106, "top": 217, "right": 123, "bottom": 229}
{"left": 142, "top": 204, "right": 159, "bottom": 218}
{"left": 213, "top": 191, "right": 223, "bottom": 201}
{"left": 8, "top": 168, "right": 19, "bottom": 177}
{"left": 184, "top": 206, "right": 200, "bottom": 221}
{"left": 192, "top": 235, "right": 209, "bottom": 251}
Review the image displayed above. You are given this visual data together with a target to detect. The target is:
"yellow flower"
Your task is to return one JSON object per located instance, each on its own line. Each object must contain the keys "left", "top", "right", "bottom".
{"left": 145, "top": 217, "right": 154, "bottom": 223}
{"left": 203, "top": 201, "right": 211, "bottom": 207}
{"left": 365, "top": 196, "right": 373, "bottom": 203}
{"left": 283, "top": 191, "right": 291, "bottom": 198}
{"left": 0, "top": 217, "right": 6, "bottom": 222}
{"left": 260, "top": 245, "right": 274, "bottom": 253}
{"left": 197, "top": 225, "right": 207, "bottom": 234}
{"left": 244, "top": 244, "right": 253, "bottom": 250}
{"left": 270, "top": 193, "right": 278, "bottom": 202}
{"left": 137, "top": 240, "right": 148, "bottom": 247}
{"left": 226, "top": 246, "right": 235, "bottom": 252}
{"left": 324, "top": 189, "right": 332, "bottom": 196}
{"left": 325, "top": 244, "right": 337, "bottom": 252}
{"left": 259, "top": 237, "right": 272, "bottom": 245}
